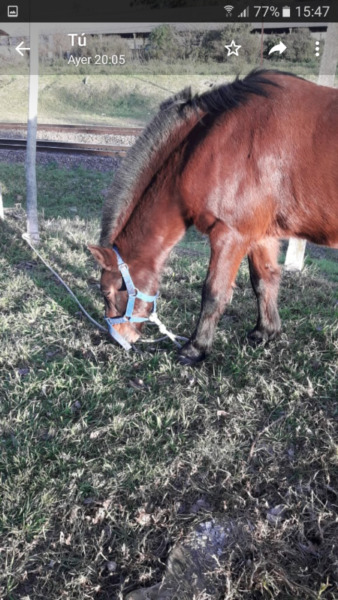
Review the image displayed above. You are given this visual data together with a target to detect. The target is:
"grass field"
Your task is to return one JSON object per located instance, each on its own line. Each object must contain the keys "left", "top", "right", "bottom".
{"left": 0, "top": 58, "right": 328, "bottom": 127}
{"left": 0, "top": 159, "right": 337, "bottom": 599}
{"left": 0, "top": 73, "right": 219, "bottom": 125}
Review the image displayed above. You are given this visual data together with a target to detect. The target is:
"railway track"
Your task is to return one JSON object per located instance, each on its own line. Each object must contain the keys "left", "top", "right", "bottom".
{"left": 0, "top": 123, "right": 143, "bottom": 157}
{"left": 0, "top": 123, "right": 144, "bottom": 136}
{"left": 0, "top": 138, "right": 129, "bottom": 157}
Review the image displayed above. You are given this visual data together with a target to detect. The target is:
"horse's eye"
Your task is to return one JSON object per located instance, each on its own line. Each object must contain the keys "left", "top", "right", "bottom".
{"left": 101, "top": 289, "right": 111, "bottom": 297}
{"left": 119, "top": 280, "right": 127, "bottom": 292}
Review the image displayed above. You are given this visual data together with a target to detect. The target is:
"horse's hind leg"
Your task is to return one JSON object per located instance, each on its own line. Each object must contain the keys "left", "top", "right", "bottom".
{"left": 247, "top": 238, "right": 281, "bottom": 343}
{"left": 179, "top": 224, "right": 248, "bottom": 365}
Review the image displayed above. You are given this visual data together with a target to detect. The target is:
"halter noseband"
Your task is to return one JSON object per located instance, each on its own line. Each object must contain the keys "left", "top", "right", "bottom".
{"left": 104, "top": 245, "right": 159, "bottom": 351}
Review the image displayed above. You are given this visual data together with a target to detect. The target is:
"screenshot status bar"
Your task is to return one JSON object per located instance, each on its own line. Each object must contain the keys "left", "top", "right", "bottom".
{"left": 0, "top": 1, "right": 337, "bottom": 23}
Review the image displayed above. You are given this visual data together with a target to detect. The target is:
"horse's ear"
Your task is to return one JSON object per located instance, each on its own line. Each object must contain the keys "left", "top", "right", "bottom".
{"left": 88, "top": 245, "right": 115, "bottom": 271}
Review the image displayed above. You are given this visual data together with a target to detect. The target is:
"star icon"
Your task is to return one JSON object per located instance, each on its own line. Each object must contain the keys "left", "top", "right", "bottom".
{"left": 224, "top": 40, "right": 242, "bottom": 57}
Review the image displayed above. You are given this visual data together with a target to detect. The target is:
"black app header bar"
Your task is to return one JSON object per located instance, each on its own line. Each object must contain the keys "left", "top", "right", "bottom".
{"left": 0, "top": 0, "right": 337, "bottom": 23}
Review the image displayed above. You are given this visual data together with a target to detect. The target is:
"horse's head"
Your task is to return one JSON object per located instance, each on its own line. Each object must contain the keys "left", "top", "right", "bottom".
{"left": 88, "top": 245, "right": 158, "bottom": 348}
{"left": 88, "top": 245, "right": 143, "bottom": 344}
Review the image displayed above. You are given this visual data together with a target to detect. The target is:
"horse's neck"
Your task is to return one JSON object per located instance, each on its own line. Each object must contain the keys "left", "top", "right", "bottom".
{"left": 115, "top": 183, "right": 186, "bottom": 293}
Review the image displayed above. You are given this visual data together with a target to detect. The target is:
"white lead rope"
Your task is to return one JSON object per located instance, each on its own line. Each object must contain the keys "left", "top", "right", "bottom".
{"left": 148, "top": 312, "right": 184, "bottom": 348}
{"left": 22, "top": 233, "right": 188, "bottom": 349}
{"left": 22, "top": 233, "right": 107, "bottom": 333}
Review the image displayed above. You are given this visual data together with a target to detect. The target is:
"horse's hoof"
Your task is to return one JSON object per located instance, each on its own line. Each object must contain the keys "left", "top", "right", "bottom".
{"left": 178, "top": 354, "right": 203, "bottom": 366}
{"left": 178, "top": 342, "right": 206, "bottom": 366}
{"left": 247, "top": 328, "right": 280, "bottom": 345}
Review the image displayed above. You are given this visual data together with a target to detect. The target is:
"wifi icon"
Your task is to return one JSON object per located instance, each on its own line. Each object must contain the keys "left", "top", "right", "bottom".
{"left": 224, "top": 5, "right": 234, "bottom": 16}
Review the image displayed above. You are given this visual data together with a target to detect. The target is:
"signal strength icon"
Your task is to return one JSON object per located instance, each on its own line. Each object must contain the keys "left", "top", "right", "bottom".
{"left": 224, "top": 5, "right": 234, "bottom": 16}
{"left": 238, "top": 6, "right": 249, "bottom": 17}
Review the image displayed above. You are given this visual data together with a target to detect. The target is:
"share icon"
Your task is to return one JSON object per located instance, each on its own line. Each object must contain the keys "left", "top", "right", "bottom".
{"left": 268, "top": 41, "right": 287, "bottom": 56}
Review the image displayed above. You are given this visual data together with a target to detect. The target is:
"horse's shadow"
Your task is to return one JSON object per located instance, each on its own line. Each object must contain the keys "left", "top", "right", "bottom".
{"left": 1, "top": 217, "right": 107, "bottom": 344}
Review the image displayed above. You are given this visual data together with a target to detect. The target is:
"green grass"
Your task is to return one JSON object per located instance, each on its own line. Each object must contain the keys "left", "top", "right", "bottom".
{"left": 1, "top": 73, "right": 224, "bottom": 126}
{"left": 0, "top": 59, "right": 332, "bottom": 127}
{"left": 0, "top": 161, "right": 338, "bottom": 600}
{"left": 305, "top": 256, "right": 338, "bottom": 283}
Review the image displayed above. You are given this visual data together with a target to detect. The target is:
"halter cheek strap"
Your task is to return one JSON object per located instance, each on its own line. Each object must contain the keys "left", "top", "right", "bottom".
{"left": 104, "top": 245, "right": 159, "bottom": 352}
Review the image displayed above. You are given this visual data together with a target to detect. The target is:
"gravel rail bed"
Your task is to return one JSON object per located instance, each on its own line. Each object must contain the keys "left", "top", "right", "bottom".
{"left": 0, "top": 128, "right": 137, "bottom": 147}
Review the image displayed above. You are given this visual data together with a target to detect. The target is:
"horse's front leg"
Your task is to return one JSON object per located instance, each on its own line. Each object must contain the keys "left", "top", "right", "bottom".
{"left": 179, "top": 225, "right": 248, "bottom": 365}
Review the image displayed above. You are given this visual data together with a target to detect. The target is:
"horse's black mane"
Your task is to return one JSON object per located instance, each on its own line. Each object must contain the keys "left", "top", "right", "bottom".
{"left": 193, "top": 68, "right": 283, "bottom": 113}
{"left": 100, "top": 69, "right": 294, "bottom": 247}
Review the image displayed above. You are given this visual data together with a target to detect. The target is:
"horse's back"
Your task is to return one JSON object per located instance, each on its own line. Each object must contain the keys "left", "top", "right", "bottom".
{"left": 178, "top": 73, "right": 338, "bottom": 248}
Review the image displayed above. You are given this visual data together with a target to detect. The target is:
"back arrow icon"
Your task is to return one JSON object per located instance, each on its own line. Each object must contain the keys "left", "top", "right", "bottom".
{"left": 16, "top": 41, "right": 30, "bottom": 57}
{"left": 268, "top": 41, "right": 287, "bottom": 55}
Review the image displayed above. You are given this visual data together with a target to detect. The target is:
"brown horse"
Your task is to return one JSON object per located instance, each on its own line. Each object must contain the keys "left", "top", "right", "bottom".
{"left": 89, "top": 69, "right": 338, "bottom": 365}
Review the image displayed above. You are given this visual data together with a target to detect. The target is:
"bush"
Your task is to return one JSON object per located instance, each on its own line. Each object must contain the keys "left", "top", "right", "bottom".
{"left": 145, "top": 25, "right": 183, "bottom": 62}
{"left": 84, "top": 35, "right": 132, "bottom": 61}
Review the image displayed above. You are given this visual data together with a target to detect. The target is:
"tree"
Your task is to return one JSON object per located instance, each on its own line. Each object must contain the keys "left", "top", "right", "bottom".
{"left": 146, "top": 24, "right": 180, "bottom": 61}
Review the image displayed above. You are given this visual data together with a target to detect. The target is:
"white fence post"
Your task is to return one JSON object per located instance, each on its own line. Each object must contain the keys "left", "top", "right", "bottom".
{"left": 26, "top": 22, "right": 40, "bottom": 245}
{"left": 0, "top": 185, "right": 4, "bottom": 220}
{"left": 284, "top": 238, "right": 307, "bottom": 272}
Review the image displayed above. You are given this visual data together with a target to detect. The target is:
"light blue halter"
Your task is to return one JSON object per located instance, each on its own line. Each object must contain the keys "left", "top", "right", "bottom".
{"left": 104, "top": 245, "right": 159, "bottom": 352}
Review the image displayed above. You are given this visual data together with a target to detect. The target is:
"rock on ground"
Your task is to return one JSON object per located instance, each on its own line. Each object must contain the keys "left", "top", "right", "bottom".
{"left": 125, "top": 518, "right": 252, "bottom": 600}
